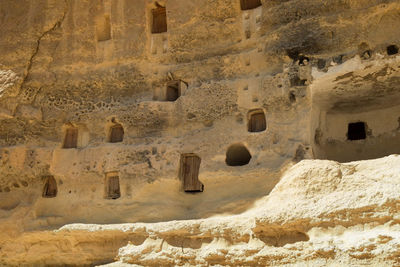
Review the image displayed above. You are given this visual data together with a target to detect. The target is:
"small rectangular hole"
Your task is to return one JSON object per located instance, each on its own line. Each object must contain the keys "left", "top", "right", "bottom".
{"left": 347, "top": 122, "right": 366, "bottom": 140}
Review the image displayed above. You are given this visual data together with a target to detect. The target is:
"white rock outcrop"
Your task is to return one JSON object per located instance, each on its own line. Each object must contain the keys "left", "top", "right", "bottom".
{"left": 2, "top": 156, "right": 399, "bottom": 266}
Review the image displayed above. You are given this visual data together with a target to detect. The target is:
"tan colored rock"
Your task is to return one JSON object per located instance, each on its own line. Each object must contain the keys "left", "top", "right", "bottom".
{"left": 1, "top": 0, "right": 400, "bottom": 265}
{"left": 1, "top": 156, "right": 400, "bottom": 266}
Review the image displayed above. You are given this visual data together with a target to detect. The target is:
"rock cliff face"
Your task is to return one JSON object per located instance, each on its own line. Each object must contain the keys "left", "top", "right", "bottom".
{"left": 0, "top": 0, "right": 400, "bottom": 266}
{"left": 2, "top": 156, "right": 400, "bottom": 266}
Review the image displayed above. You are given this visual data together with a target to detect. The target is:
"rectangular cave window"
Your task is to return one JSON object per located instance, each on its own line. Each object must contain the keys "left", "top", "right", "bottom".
{"left": 151, "top": 7, "right": 167, "bottom": 34}
{"left": 63, "top": 127, "right": 78, "bottom": 148}
{"left": 109, "top": 124, "right": 124, "bottom": 143}
{"left": 42, "top": 176, "right": 57, "bottom": 198}
{"left": 179, "top": 154, "right": 203, "bottom": 192}
{"left": 166, "top": 80, "right": 181, "bottom": 101}
{"left": 240, "top": 0, "right": 262, "bottom": 10}
{"left": 105, "top": 173, "right": 121, "bottom": 199}
{"left": 97, "top": 14, "right": 111, "bottom": 41}
{"left": 347, "top": 122, "right": 366, "bottom": 140}
{"left": 248, "top": 110, "right": 266, "bottom": 132}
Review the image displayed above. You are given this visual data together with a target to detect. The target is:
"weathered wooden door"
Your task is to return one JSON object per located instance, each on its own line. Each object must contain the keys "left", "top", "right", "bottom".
{"left": 179, "top": 154, "right": 203, "bottom": 192}
{"left": 42, "top": 176, "right": 57, "bottom": 198}
{"left": 106, "top": 176, "right": 120, "bottom": 199}
{"left": 110, "top": 124, "right": 124, "bottom": 143}
{"left": 152, "top": 7, "right": 167, "bottom": 33}
{"left": 240, "top": 0, "right": 261, "bottom": 10}
{"left": 166, "top": 81, "right": 180, "bottom": 101}
{"left": 63, "top": 128, "right": 78, "bottom": 148}
{"left": 249, "top": 112, "right": 266, "bottom": 132}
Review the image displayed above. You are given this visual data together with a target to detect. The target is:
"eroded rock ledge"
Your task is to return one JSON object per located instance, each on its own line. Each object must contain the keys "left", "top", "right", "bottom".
{"left": 1, "top": 155, "right": 400, "bottom": 266}
{"left": 1, "top": 1, "right": 400, "bottom": 266}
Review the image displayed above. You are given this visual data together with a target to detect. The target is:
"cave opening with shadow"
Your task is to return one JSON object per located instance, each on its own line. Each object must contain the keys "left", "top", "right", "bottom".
{"left": 387, "top": 45, "right": 399, "bottom": 55}
{"left": 347, "top": 122, "right": 366, "bottom": 141}
{"left": 311, "top": 77, "right": 400, "bottom": 162}
{"left": 226, "top": 143, "right": 252, "bottom": 166}
{"left": 240, "top": 0, "right": 261, "bottom": 10}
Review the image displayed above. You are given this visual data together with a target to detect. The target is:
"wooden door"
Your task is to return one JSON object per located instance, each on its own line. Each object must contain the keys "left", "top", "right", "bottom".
{"left": 107, "top": 176, "right": 120, "bottom": 199}
{"left": 63, "top": 128, "right": 78, "bottom": 148}
{"left": 249, "top": 112, "right": 266, "bottom": 132}
{"left": 240, "top": 0, "right": 261, "bottom": 10}
{"left": 152, "top": 7, "right": 167, "bottom": 33}
{"left": 166, "top": 81, "right": 180, "bottom": 101}
{"left": 179, "top": 154, "right": 203, "bottom": 192}
{"left": 110, "top": 124, "right": 124, "bottom": 143}
{"left": 43, "top": 176, "right": 57, "bottom": 198}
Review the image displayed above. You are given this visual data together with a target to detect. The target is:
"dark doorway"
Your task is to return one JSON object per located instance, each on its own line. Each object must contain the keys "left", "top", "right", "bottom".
{"left": 387, "top": 45, "right": 399, "bottom": 55}
{"left": 151, "top": 6, "right": 167, "bottom": 34}
{"left": 105, "top": 174, "right": 120, "bottom": 199}
{"left": 63, "top": 127, "right": 78, "bottom": 148}
{"left": 347, "top": 122, "right": 366, "bottom": 140}
{"left": 166, "top": 80, "right": 181, "bottom": 101}
{"left": 42, "top": 176, "right": 57, "bottom": 198}
{"left": 248, "top": 110, "right": 266, "bottom": 132}
{"left": 179, "top": 154, "right": 203, "bottom": 192}
{"left": 226, "top": 144, "right": 252, "bottom": 166}
{"left": 109, "top": 124, "right": 124, "bottom": 143}
{"left": 240, "top": 0, "right": 261, "bottom": 10}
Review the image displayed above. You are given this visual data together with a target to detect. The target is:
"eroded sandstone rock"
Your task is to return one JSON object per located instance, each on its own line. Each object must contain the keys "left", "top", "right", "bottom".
{"left": 1, "top": 0, "right": 400, "bottom": 265}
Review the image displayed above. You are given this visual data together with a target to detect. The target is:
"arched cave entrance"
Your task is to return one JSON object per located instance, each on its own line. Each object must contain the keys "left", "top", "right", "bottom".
{"left": 387, "top": 45, "right": 399, "bottom": 55}
{"left": 226, "top": 144, "right": 252, "bottom": 166}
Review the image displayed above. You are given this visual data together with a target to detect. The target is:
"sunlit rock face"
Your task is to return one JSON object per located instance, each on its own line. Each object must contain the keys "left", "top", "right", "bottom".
{"left": 1, "top": 0, "right": 400, "bottom": 266}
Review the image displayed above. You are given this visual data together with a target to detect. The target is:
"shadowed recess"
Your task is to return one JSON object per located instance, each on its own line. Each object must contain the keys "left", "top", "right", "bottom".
{"left": 226, "top": 143, "right": 252, "bottom": 166}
